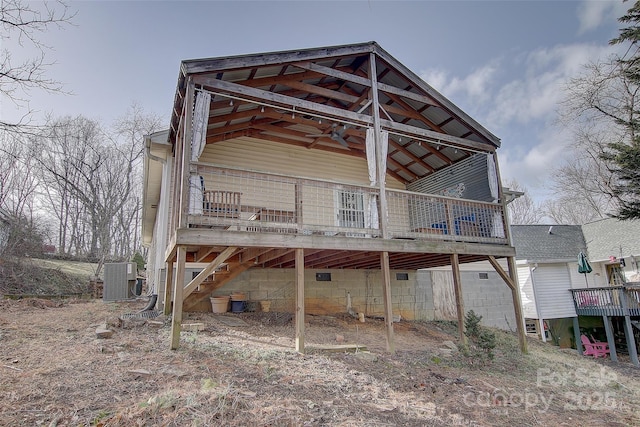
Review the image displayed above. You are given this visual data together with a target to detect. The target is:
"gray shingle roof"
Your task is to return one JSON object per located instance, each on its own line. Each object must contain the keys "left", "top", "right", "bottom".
{"left": 582, "top": 218, "right": 640, "bottom": 262}
{"left": 510, "top": 225, "right": 587, "bottom": 262}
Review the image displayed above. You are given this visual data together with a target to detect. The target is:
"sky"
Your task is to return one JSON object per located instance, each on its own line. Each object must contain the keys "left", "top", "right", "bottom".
{"left": 2, "top": 0, "right": 631, "bottom": 202}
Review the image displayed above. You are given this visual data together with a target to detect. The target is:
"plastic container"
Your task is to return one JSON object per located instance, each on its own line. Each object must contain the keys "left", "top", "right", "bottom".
{"left": 210, "top": 296, "right": 230, "bottom": 313}
{"left": 231, "top": 300, "right": 246, "bottom": 313}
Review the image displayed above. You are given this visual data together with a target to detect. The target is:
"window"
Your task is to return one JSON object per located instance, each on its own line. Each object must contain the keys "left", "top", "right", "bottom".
{"left": 316, "top": 272, "right": 332, "bottom": 281}
{"left": 478, "top": 272, "right": 489, "bottom": 280}
{"left": 337, "top": 190, "right": 365, "bottom": 228}
{"left": 396, "top": 273, "right": 409, "bottom": 281}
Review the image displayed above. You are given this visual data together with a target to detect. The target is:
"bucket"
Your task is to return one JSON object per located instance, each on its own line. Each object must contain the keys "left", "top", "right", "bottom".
{"left": 231, "top": 300, "right": 246, "bottom": 313}
{"left": 260, "top": 300, "right": 271, "bottom": 313}
{"left": 230, "top": 292, "right": 246, "bottom": 301}
{"left": 210, "top": 296, "right": 230, "bottom": 313}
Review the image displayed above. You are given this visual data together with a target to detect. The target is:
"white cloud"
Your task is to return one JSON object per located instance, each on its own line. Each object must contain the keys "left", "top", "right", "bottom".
{"left": 577, "top": 0, "right": 627, "bottom": 34}
{"left": 487, "top": 43, "right": 615, "bottom": 129}
{"left": 420, "top": 63, "right": 498, "bottom": 104}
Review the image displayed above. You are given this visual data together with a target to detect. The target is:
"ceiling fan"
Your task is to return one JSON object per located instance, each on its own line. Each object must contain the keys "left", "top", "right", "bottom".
{"left": 306, "top": 123, "right": 349, "bottom": 148}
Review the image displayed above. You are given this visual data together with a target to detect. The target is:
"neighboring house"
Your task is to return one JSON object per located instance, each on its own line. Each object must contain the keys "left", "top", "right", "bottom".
{"left": 511, "top": 225, "right": 587, "bottom": 342}
{"left": 141, "top": 42, "right": 526, "bottom": 352}
{"left": 582, "top": 218, "right": 640, "bottom": 285}
{"left": 511, "top": 220, "right": 640, "bottom": 367}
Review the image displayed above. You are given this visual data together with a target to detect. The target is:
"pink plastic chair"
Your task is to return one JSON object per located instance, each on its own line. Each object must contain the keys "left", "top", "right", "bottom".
{"left": 581, "top": 335, "right": 610, "bottom": 358}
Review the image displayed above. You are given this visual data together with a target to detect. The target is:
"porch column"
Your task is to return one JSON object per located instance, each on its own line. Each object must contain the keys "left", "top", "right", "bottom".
{"left": 623, "top": 315, "right": 639, "bottom": 367}
{"left": 295, "top": 248, "right": 305, "bottom": 353}
{"left": 369, "top": 52, "right": 389, "bottom": 239}
{"left": 178, "top": 79, "right": 194, "bottom": 229}
{"left": 451, "top": 253, "right": 466, "bottom": 344}
{"left": 573, "top": 317, "right": 582, "bottom": 356}
{"left": 170, "top": 246, "right": 187, "bottom": 350}
{"left": 163, "top": 258, "right": 174, "bottom": 316}
{"left": 602, "top": 315, "right": 617, "bottom": 362}
{"left": 380, "top": 251, "right": 395, "bottom": 353}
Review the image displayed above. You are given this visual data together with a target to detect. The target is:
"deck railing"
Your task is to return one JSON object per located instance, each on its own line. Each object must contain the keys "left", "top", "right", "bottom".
{"left": 185, "top": 163, "right": 508, "bottom": 245}
{"left": 571, "top": 286, "right": 640, "bottom": 317}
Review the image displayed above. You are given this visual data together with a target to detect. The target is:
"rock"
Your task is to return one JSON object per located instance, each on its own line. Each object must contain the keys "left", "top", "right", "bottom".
{"left": 128, "top": 369, "right": 152, "bottom": 379}
{"left": 442, "top": 340, "right": 459, "bottom": 352}
{"left": 96, "top": 324, "right": 113, "bottom": 339}
{"left": 182, "top": 322, "right": 205, "bottom": 332}
{"left": 354, "top": 351, "right": 378, "bottom": 362}
{"left": 147, "top": 320, "right": 164, "bottom": 328}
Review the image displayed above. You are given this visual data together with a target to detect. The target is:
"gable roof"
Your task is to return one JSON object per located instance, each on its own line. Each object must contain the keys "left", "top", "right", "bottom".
{"left": 511, "top": 225, "right": 586, "bottom": 263}
{"left": 168, "top": 41, "right": 500, "bottom": 185}
{"left": 582, "top": 217, "right": 640, "bottom": 262}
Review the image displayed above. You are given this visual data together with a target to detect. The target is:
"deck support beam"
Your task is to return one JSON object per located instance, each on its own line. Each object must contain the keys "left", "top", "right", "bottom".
{"left": 573, "top": 317, "right": 583, "bottom": 356}
{"left": 602, "top": 315, "right": 617, "bottom": 362}
{"left": 623, "top": 315, "right": 639, "bottom": 367}
{"left": 170, "top": 246, "right": 187, "bottom": 350}
{"left": 487, "top": 255, "right": 528, "bottom": 353}
{"left": 451, "top": 253, "right": 466, "bottom": 344}
{"left": 295, "top": 248, "right": 305, "bottom": 353}
{"left": 380, "top": 251, "right": 395, "bottom": 353}
{"left": 163, "top": 258, "right": 174, "bottom": 316}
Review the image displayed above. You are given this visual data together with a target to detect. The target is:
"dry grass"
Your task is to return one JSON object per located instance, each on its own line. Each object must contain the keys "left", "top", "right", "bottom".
{"left": 0, "top": 298, "right": 639, "bottom": 426}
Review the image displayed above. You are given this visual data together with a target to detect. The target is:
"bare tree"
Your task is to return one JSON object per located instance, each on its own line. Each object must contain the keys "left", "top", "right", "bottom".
{"left": 32, "top": 105, "right": 162, "bottom": 269}
{"left": 1, "top": 0, "right": 74, "bottom": 134}
{"left": 0, "top": 132, "right": 40, "bottom": 221}
{"left": 504, "top": 179, "right": 544, "bottom": 225}
{"left": 553, "top": 56, "right": 635, "bottom": 222}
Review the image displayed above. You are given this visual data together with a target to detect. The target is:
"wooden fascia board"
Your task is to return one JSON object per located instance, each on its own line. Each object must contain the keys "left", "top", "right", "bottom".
{"left": 183, "top": 43, "right": 375, "bottom": 75}
{"left": 175, "top": 229, "right": 516, "bottom": 257}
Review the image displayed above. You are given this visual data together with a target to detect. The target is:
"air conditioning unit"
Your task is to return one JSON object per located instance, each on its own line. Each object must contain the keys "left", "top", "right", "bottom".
{"left": 103, "top": 262, "right": 138, "bottom": 301}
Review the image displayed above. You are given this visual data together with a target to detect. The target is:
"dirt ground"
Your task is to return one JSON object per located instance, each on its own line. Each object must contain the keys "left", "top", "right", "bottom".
{"left": 1, "top": 298, "right": 639, "bottom": 426}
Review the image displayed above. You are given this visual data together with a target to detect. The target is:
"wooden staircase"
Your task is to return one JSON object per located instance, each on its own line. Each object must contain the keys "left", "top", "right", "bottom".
{"left": 183, "top": 260, "right": 253, "bottom": 311}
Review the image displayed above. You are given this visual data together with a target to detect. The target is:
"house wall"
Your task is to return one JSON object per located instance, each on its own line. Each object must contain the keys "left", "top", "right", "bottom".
{"left": 205, "top": 268, "right": 433, "bottom": 321}
{"left": 199, "top": 136, "right": 405, "bottom": 190}
{"left": 407, "top": 153, "right": 493, "bottom": 202}
{"left": 530, "top": 263, "right": 576, "bottom": 319}
{"left": 420, "top": 269, "right": 516, "bottom": 330}
{"left": 148, "top": 159, "right": 172, "bottom": 295}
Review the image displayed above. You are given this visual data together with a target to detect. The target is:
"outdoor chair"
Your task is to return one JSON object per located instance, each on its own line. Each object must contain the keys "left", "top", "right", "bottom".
{"left": 580, "top": 334, "right": 610, "bottom": 358}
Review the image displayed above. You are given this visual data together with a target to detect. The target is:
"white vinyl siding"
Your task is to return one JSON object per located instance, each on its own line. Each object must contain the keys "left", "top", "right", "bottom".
{"left": 517, "top": 265, "right": 537, "bottom": 319}
{"left": 198, "top": 136, "right": 404, "bottom": 189}
{"left": 532, "top": 264, "right": 576, "bottom": 319}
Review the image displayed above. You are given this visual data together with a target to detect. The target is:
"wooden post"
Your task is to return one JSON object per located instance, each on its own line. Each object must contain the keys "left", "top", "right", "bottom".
{"left": 487, "top": 255, "right": 527, "bottom": 353}
{"left": 573, "top": 317, "right": 582, "bottom": 356}
{"left": 178, "top": 79, "right": 194, "bottom": 229}
{"left": 450, "top": 253, "right": 466, "bottom": 344}
{"left": 506, "top": 256, "right": 528, "bottom": 353}
{"left": 170, "top": 246, "right": 187, "bottom": 350}
{"left": 602, "top": 315, "right": 617, "bottom": 362}
{"left": 623, "top": 315, "right": 639, "bottom": 367}
{"left": 295, "top": 248, "right": 305, "bottom": 353}
{"left": 380, "top": 251, "right": 395, "bottom": 353}
{"left": 163, "top": 258, "right": 174, "bottom": 316}
{"left": 369, "top": 52, "right": 389, "bottom": 239}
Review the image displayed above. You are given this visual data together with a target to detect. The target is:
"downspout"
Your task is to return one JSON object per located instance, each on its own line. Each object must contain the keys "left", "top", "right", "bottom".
{"left": 143, "top": 135, "right": 166, "bottom": 309}
{"left": 146, "top": 136, "right": 166, "bottom": 165}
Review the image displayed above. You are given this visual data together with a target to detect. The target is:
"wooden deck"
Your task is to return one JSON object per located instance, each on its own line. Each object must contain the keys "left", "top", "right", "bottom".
{"left": 571, "top": 286, "right": 640, "bottom": 317}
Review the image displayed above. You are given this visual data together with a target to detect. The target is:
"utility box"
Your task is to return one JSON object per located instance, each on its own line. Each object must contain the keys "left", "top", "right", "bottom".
{"left": 103, "top": 262, "right": 138, "bottom": 301}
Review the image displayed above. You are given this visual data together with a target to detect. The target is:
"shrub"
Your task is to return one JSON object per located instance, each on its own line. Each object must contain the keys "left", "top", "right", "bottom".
{"left": 463, "top": 310, "right": 497, "bottom": 361}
